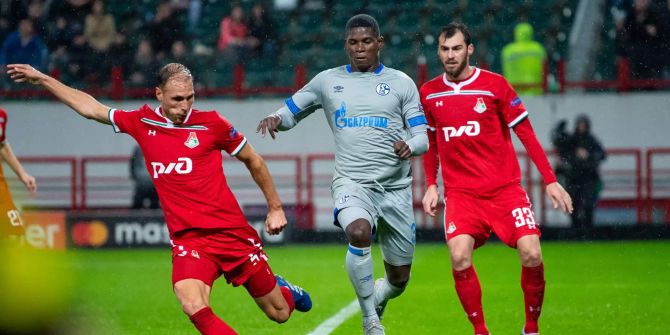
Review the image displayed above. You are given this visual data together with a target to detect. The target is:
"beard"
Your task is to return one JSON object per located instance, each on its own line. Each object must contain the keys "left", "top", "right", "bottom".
{"left": 444, "top": 58, "right": 468, "bottom": 79}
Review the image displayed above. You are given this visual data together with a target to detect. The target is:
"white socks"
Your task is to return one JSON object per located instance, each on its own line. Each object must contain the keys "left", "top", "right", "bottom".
{"left": 346, "top": 244, "right": 377, "bottom": 319}
{"left": 374, "top": 276, "right": 405, "bottom": 306}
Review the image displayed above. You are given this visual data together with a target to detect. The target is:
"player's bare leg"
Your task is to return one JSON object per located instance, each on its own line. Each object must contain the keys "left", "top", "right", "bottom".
{"left": 173, "top": 278, "right": 237, "bottom": 335}
{"left": 448, "top": 234, "right": 489, "bottom": 335}
{"left": 373, "top": 262, "right": 411, "bottom": 320}
{"left": 253, "top": 285, "right": 293, "bottom": 323}
{"left": 516, "top": 235, "right": 545, "bottom": 335}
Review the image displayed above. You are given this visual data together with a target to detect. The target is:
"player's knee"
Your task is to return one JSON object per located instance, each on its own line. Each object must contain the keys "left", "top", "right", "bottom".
{"left": 345, "top": 219, "right": 372, "bottom": 246}
{"left": 520, "top": 248, "right": 543, "bottom": 267}
{"left": 179, "top": 298, "right": 208, "bottom": 316}
{"left": 267, "top": 308, "right": 290, "bottom": 324}
{"left": 450, "top": 251, "right": 472, "bottom": 270}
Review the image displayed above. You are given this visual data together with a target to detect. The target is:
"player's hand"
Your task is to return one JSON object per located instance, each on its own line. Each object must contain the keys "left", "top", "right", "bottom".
{"left": 20, "top": 173, "right": 37, "bottom": 193}
{"left": 422, "top": 184, "right": 439, "bottom": 217}
{"left": 6, "top": 64, "right": 46, "bottom": 85}
{"left": 256, "top": 114, "right": 281, "bottom": 140}
{"left": 393, "top": 140, "right": 412, "bottom": 160}
{"left": 546, "top": 182, "right": 573, "bottom": 214}
{"left": 265, "top": 207, "right": 287, "bottom": 235}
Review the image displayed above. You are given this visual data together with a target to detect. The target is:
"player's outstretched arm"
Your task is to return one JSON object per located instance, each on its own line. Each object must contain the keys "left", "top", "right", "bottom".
{"left": 546, "top": 182, "right": 573, "bottom": 214}
{"left": 0, "top": 142, "right": 36, "bottom": 193}
{"left": 422, "top": 184, "right": 439, "bottom": 217}
{"left": 236, "top": 142, "right": 287, "bottom": 235}
{"left": 6, "top": 64, "right": 111, "bottom": 124}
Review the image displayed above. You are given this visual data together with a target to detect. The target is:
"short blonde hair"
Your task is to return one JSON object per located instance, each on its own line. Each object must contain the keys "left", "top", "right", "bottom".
{"left": 157, "top": 63, "right": 193, "bottom": 88}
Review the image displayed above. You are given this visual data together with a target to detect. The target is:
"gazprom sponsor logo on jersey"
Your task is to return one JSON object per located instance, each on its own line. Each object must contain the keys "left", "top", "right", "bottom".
{"left": 442, "top": 121, "right": 480, "bottom": 142}
{"left": 335, "top": 102, "right": 388, "bottom": 129}
{"left": 511, "top": 96, "right": 522, "bottom": 107}
{"left": 334, "top": 85, "right": 344, "bottom": 93}
{"left": 376, "top": 83, "right": 390, "bottom": 96}
{"left": 151, "top": 157, "right": 193, "bottom": 178}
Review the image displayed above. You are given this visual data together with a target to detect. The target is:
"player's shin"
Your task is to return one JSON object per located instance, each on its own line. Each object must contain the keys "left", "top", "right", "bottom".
{"left": 453, "top": 266, "right": 488, "bottom": 335}
{"left": 521, "top": 263, "right": 545, "bottom": 334}
{"left": 346, "top": 244, "right": 377, "bottom": 319}
{"left": 189, "top": 307, "right": 237, "bottom": 335}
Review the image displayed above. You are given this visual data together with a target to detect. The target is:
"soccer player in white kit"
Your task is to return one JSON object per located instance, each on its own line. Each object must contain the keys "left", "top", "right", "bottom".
{"left": 257, "top": 14, "right": 428, "bottom": 335}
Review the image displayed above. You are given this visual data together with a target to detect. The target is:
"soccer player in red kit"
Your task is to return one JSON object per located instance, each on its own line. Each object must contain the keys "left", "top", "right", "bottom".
{"left": 7, "top": 63, "right": 311, "bottom": 335}
{"left": 420, "top": 23, "right": 573, "bottom": 335}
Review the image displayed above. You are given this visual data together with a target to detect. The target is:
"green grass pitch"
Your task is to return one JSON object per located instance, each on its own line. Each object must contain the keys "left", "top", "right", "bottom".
{"left": 59, "top": 241, "right": 668, "bottom": 334}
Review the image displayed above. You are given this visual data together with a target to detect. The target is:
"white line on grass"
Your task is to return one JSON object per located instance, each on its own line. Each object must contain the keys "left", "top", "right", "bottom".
{"left": 306, "top": 299, "right": 359, "bottom": 335}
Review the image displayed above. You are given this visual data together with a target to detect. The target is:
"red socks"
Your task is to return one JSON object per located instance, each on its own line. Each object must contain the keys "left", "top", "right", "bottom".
{"left": 453, "top": 266, "right": 488, "bottom": 335}
{"left": 521, "top": 263, "right": 545, "bottom": 334}
{"left": 279, "top": 286, "right": 296, "bottom": 313}
{"left": 189, "top": 307, "right": 238, "bottom": 335}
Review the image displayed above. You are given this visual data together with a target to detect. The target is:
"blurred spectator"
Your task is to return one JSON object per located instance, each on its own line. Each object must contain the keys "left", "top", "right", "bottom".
{"left": 65, "top": 34, "right": 93, "bottom": 84}
{"left": 127, "top": 38, "right": 159, "bottom": 87}
{"left": 130, "top": 146, "right": 159, "bottom": 209}
{"left": 48, "top": 0, "right": 92, "bottom": 36}
{"left": 247, "top": 3, "right": 279, "bottom": 59}
{"left": 617, "top": 0, "right": 664, "bottom": 79}
{"left": 552, "top": 115, "right": 606, "bottom": 229}
{"left": 659, "top": 0, "right": 670, "bottom": 79}
{"left": 501, "top": 22, "right": 546, "bottom": 96}
{"left": 165, "top": 40, "right": 194, "bottom": 70}
{"left": 0, "top": 19, "right": 48, "bottom": 72}
{"left": 26, "top": 0, "right": 47, "bottom": 38}
{"left": 83, "top": 0, "right": 116, "bottom": 78}
{"left": 145, "top": 1, "right": 183, "bottom": 60}
{"left": 217, "top": 4, "right": 248, "bottom": 64}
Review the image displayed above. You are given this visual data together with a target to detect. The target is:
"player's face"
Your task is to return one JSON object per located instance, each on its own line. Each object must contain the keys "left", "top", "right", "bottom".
{"left": 437, "top": 31, "right": 473, "bottom": 81}
{"left": 156, "top": 77, "right": 195, "bottom": 125}
{"left": 345, "top": 27, "right": 384, "bottom": 72}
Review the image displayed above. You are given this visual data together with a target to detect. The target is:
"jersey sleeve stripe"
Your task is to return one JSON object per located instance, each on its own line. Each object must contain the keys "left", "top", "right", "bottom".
{"left": 108, "top": 108, "right": 120, "bottom": 133}
{"left": 230, "top": 137, "right": 248, "bottom": 156}
{"left": 285, "top": 97, "right": 301, "bottom": 115}
{"left": 508, "top": 111, "right": 529, "bottom": 128}
{"left": 408, "top": 115, "right": 428, "bottom": 127}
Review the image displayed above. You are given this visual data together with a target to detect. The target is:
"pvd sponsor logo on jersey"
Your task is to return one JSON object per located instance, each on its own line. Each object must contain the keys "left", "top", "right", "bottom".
{"left": 334, "top": 102, "right": 389, "bottom": 129}
{"left": 151, "top": 157, "right": 193, "bottom": 178}
{"left": 442, "top": 121, "right": 480, "bottom": 141}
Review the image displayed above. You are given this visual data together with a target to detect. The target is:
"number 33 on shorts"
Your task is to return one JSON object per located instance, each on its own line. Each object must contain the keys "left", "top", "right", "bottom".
{"left": 512, "top": 207, "right": 537, "bottom": 229}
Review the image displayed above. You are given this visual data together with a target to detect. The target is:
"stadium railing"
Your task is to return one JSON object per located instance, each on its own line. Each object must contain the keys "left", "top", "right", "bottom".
{"left": 7, "top": 148, "right": 669, "bottom": 227}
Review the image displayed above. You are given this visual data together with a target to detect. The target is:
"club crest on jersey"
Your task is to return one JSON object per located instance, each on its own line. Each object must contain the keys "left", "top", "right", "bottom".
{"left": 339, "top": 194, "right": 350, "bottom": 204}
{"left": 473, "top": 98, "right": 487, "bottom": 113}
{"left": 447, "top": 222, "right": 457, "bottom": 234}
{"left": 376, "top": 83, "right": 390, "bottom": 96}
{"left": 184, "top": 132, "right": 199, "bottom": 148}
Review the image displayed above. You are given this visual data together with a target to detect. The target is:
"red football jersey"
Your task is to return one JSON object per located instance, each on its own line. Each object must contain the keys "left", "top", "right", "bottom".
{"left": 420, "top": 67, "right": 533, "bottom": 196}
{"left": 110, "top": 105, "right": 249, "bottom": 236}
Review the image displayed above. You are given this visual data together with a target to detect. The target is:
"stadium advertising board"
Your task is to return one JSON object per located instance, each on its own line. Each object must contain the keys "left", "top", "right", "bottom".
{"left": 23, "top": 211, "right": 66, "bottom": 250}
{"left": 63, "top": 206, "right": 299, "bottom": 249}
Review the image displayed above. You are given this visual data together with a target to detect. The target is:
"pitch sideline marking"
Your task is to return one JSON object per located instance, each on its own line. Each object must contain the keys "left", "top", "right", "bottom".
{"left": 306, "top": 299, "right": 359, "bottom": 335}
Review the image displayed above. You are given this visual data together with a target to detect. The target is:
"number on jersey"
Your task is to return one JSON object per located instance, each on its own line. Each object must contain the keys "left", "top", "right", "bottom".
{"left": 512, "top": 207, "right": 536, "bottom": 229}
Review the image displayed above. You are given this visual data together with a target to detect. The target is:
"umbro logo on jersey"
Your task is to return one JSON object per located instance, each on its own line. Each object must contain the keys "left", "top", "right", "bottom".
{"left": 334, "top": 85, "right": 344, "bottom": 93}
{"left": 148, "top": 130, "right": 156, "bottom": 136}
{"left": 436, "top": 101, "right": 443, "bottom": 107}
{"left": 442, "top": 121, "right": 480, "bottom": 142}
{"left": 151, "top": 157, "right": 192, "bottom": 178}
{"left": 184, "top": 132, "right": 199, "bottom": 148}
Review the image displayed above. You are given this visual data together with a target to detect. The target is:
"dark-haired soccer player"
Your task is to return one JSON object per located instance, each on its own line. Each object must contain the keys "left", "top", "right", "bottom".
{"left": 257, "top": 14, "right": 427, "bottom": 335}
{"left": 420, "top": 23, "right": 573, "bottom": 335}
{"left": 0, "top": 107, "right": 36, "bottom": 245}
{"left": 7, "top": 62, "right": 311, "bottom": 335}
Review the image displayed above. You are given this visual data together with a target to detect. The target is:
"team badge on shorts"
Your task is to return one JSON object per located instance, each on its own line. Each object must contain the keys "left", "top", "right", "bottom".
{"left": 339, "top": 194, "right": 350, "bottom": 204}
{"left": 447, "top": 221, "right": 457, "bottom": 234}
{"left": 473, "top": 97, "right": 487, "bottom": 113}
{"left": 184, "top": 132, "right": 199, "bottom": 148}
{"left": 376, "top": 83, "right": 390, "bottom": 96}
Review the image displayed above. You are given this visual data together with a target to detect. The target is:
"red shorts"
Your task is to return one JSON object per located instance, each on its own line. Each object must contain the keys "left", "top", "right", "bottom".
{"left": 171, "top": 225, "right": 275, "bottom": 297}
{"left": 444, "top": 184, "right": 541, "bottom": 248}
